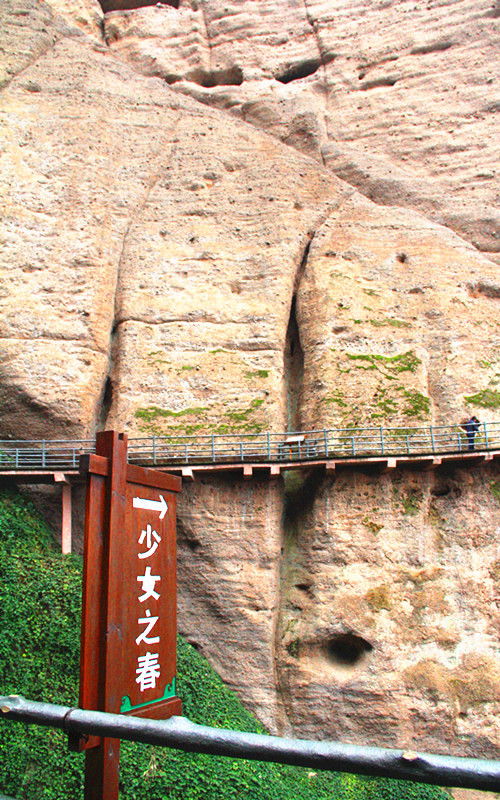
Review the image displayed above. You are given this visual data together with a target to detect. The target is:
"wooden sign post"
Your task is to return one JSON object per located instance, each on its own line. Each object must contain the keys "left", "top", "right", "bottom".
{"left": 73, "top": 431, "right": 182, "bottom": 799}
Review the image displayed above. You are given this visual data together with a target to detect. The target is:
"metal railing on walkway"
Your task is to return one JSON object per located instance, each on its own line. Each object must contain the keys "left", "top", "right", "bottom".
{"left": 1, "top": 695, "right": 500, "bottom": 792}
{"left": 0, "top": 421, "right": 499, "bottom": 472}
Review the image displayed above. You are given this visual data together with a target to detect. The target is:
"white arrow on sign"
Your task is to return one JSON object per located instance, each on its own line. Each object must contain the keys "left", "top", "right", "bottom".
{"left": 133, "top": 494, "right": 168, "bottom": 520}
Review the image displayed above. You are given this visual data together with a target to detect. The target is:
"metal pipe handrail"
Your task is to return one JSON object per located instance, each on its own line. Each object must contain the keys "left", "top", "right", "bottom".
{"left": 1, "top": 695, "right": 500, "bottom": 791}
{"left": 0, "top": 422, "right": 498, "bottom": 471}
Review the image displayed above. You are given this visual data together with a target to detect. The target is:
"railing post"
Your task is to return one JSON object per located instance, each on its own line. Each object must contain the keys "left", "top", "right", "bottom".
{"left": 457, "top": 432, "right": 462, "bottom": 452}
{"left": 185, "top": 442, "right": 189, "bottom": 463}
{"left": 351, "top": 436, "right": 355, "bottom": 456}
{"left": 152, "top": 435, "right": 156, "bottom": 466}
{"left": 42, "top": 440, "right": 46, "bottom": 468}
{"left": 267, "top": 433, "right": 271, "bottom": 461}
{"left": 324, "top": 429, "right": 328, "bottom": 458}
{"left": 484, "top": 422, "right": 489, "bottom": 449}
{"left": 240, "top": 441, "right": 244, "bottom": 461}
{"left": 211, "top": 435, "right": 215, "bottom": 463}
{"left": 15, "top": 448, "right": 19, "bottom": 469}
{"left": 380, "top": 427, "right": 384, "bottom": 455}
{"left": 406, "top": 435, "right": 410, "bottom": 455}
{"left": 430, "top": 426, "right": 435, "bottom": 454}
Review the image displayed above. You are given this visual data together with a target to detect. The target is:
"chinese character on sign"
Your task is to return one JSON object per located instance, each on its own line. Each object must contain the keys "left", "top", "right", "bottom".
{"left": 138, "top": 523, "right": 161, "bottom": 559}
{"left": 136, "top": 652, "right": 161, "bottom": 692}
{"left": 137, "top": 566, "right": 161, "bottom": 602}
{"left": 136, "top": 609, "right": 160, "bottom": 646}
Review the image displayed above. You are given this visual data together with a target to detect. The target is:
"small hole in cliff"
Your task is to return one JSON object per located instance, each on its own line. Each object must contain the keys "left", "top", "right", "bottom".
{"left": 276, "top": 58, "right": 322, "bottom": 84}
{"left": 190, "top": 66, "right": 243, "bottom": 88}
{"left": 431, "top": 484, "right": 451, "bottom": 497}
{"left": 99, "top": 0, "right": 179, "bottom": 11}
{"left": 397, "top": 252, "right": 408, "bottom": 263}
{"left": 326, "top": 633, "right": 373, "bottom": 667}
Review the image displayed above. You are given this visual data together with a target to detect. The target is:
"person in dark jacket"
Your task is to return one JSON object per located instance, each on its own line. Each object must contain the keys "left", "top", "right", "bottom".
{"left": 462, "top": 416, "right": 480, "bottom": 450}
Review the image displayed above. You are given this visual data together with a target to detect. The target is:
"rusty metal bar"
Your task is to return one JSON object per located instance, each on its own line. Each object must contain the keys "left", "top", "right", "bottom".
{"left": 1, "top": 696, "right": 500, "bottom": 791}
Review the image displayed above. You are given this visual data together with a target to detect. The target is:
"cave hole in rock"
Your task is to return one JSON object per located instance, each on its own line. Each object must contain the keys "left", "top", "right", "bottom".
{"left": 276, "top": 58, "right": 322, "bottom": 84}
{"left": 99, "top": 0, "right": 178, "bottom": 12}
{"left": 284, "top": 296, "right": 304, "bottom": 432}
{"left": 325, "top": 633, "right": 373, "bottom": 667}
{"left": 177, "top": 517, "right": 202, "bottom": 551}
{"left": 190, "top": 66, "right": 244, "bottom": 88}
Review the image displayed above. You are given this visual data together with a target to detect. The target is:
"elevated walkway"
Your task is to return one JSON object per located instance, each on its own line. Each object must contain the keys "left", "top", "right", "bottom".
{"left": 1, "top": 423, "right": 498, "bottom": 553}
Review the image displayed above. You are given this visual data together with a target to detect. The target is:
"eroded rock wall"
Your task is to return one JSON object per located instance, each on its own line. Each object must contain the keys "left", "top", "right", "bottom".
{"left": 277, "top": 465, "right": 500, "bottom": 754}
{"left": 1, "top": 0, "right": 499, "bottom": 755}
{"left": 100, "top": 0, "right": 500, "bottom": 262}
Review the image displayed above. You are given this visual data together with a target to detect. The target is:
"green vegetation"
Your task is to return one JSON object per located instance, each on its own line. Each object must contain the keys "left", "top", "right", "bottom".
{"left": 326, "top": 351, "right": 431, "bottom": 424}
{"left": 373, "top": 388, "right": 398, "bottom": 416}
{"left": 490, "top": 480, "right": 500, "bottom": 503}
{"left": 465, "top": 388, "right": 500, "bottom": 409}
{"left": 0, "top": 491, "right": 451, "bottom": 800}
{"left": 136, "top": 405, "right": 209, "bottom": 422}
{"left": 245, "top": 370, "right": 269, "bottom": 379}
{"left": 226, "top": 398, "right": 264, "bottom": 422}
{"left": 369, "top": 319, "right": 412, "bottom": 329}
{"left": 286, "top": 639, "right": 300, "bottom": 658}
{"left": 346, "top": 351, "right": 421, "bottom": 378}
{"left": 147, "top": 351, "right": 169, "bottom": 366}
{"left": 325, "top": 352, "right": 429, "bottom": 424}
{"left": 402, "top": 390, "right": 431, "bottom": 418}
{"left": 393, "top": 486, "right": 423, "bottom": 516}
{"left": 135, "top": 393, "right": 266, "bottom": 436}
{"left": 0, "top": 450, "right": 14, "bottom": 466}
{"left": 362, "top": 516, "right": 383, "bottom": 534}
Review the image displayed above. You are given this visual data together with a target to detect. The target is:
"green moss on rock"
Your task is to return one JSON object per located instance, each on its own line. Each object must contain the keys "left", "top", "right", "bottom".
{"left": 465, "top": 388, "right": 500, "bottom": 409}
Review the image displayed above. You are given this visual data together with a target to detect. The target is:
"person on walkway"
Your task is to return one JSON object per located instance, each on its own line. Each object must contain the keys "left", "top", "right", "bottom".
{"left": 462, "top": 416, "right": 480, "bottom": 451}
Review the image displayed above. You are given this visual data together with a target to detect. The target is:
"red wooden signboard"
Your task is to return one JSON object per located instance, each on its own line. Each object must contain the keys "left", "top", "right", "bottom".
{"left": 74, "top": 431, "right": 182, "bottom": 799}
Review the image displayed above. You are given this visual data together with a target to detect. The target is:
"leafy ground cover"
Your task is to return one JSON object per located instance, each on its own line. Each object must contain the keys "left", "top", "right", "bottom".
{"left": 0, "top": 489, "right": 450, "bottom": 800}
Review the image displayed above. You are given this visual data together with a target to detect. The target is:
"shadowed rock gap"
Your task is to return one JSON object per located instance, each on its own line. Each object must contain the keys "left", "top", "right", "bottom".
{"left": 285, "top": 233, "right": 316, "bottom": 432}
{"left": 186, "top": 65, "right": 243, "bottom": 89}
{"left": 99, "top": 0, "right": 179, "bottom": 12}
{"left": 284, "top": 296, "right": 304, "bottom": 433}
{"left": 276, "top": 58, "right": 322, "bottom": 84}
{"left": 276, "top": 468, "right": 324, "bottom": 734}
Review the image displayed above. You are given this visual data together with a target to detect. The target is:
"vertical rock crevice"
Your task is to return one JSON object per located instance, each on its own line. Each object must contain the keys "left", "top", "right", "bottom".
{"left": 274, "top": 468, "right": 324, "bottom": 735}
{"left": 284, "top": 296, "right": 304, "bottom": 432}
{"left": 284, "top": 233, "right": 314, "bottom": 432}
{"left": 98, "top": 115, "right": 182, "bottom": 432}
{"left": 274, "top": 230, "right": 323, "bottom": 733}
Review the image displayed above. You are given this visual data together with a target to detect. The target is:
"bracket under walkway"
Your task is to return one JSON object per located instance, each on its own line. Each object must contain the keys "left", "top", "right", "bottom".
{"left": 0, "top": 448, "right": 498, "bottom": 555}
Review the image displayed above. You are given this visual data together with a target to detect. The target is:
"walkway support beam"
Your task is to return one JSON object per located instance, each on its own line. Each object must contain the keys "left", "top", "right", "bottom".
{"left": 1, "top": 696, "right": 500, "bottom": 792}
{"left": 54, "top": 473, "right": 72, "bottom": 555}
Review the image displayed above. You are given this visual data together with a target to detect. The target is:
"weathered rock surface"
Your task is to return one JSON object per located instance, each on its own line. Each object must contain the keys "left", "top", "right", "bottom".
{"left": 1, "top": 0, "right": 499, "bottom": 758}
{"left": 101, "top": 0, "right": 500, "bottom": 263}
{"left": 278, "top": 465, "right": 500, "bottom": 754}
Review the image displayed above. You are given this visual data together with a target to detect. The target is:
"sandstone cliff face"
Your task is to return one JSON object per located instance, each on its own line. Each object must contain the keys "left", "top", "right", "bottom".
{"left": 101, "top": 0, "right": 500, "bottom": 262}
{"left": 1, "top": 0, "right": 500, "bottom": 757}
